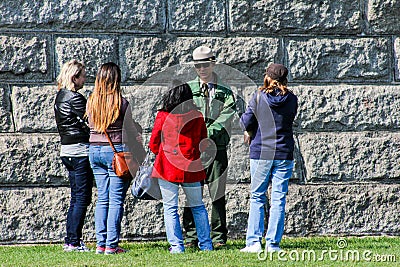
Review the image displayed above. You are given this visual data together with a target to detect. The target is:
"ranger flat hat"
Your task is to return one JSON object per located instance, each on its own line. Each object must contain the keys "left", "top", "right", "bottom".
{"left": 192, "top": 46, "right": 216, "bottom": 63}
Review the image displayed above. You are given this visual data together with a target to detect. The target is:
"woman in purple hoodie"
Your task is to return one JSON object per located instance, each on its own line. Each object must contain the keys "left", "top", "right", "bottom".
{"left": 239, "top": 64, "right": 298, "bottom": 253}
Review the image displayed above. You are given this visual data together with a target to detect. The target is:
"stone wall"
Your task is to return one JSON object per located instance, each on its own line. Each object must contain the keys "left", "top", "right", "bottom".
{"left": 0, "top": 0, "right": 399, "bottom": 244}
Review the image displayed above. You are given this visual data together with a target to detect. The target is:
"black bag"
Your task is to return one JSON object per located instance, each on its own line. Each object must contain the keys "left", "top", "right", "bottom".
{"left": 131, "top": 152, "right": 162, "bottom": 200}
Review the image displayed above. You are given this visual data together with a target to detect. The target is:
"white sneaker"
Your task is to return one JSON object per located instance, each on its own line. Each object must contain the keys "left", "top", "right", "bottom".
{"left": 64, "top": 241, "right": 90, "bottom": 252}
{"left": 265, "top": 246, "right": 281, "bottom": 252}
{"left": 78, "top": 240, "right": 90, "bottom": 252}
{"left": 240, "top": 243, "right": 262, "bottom": 253}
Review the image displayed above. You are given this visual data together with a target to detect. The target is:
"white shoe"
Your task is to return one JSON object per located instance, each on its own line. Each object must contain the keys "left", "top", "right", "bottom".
{"left": 265, "top": 246, "right": 281, "bottom": 252}
{"left": 240, "top": 243, "right": 262, "bottom": 253}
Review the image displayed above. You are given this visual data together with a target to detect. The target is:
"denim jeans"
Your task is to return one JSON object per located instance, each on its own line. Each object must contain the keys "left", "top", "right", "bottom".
{"left": 61, "top": 156, "right": 93, "bottom": 246}
{"left": 245, "top": 159, "right": 294, "bottom": 249}
{"left": 89, "top": 145, "right": 130, "bottom": 249}
{"left": 183, "top": 149, "right": 228, "bottom": 244}
{"left": 158, "top": 179, "right": 213, "bottom": 252}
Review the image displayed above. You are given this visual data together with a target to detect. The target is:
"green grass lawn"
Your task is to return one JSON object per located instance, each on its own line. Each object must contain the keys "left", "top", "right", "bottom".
{"left": 0, "top": 237, "right": 398, "bottom": 266}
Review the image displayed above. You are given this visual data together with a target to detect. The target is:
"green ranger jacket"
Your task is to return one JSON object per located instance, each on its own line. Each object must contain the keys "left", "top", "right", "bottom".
{"left": 188, "top": 75, "right": 236, "bottom": 150}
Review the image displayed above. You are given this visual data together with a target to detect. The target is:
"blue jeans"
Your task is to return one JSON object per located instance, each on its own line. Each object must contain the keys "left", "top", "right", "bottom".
{"left": 245, "top": 159, "right": 294, "bottom": 249}
{"left": 61, "top": 156, "right": 93, "bottom": 246}
{"left": 89, "top": 145, "right": 130, "bottom": 249}
{"left": 183, "top": 149, "right": 228, "bottom": 245}
{"left": 158, "top": 179, "right": 213, "bottom": 252}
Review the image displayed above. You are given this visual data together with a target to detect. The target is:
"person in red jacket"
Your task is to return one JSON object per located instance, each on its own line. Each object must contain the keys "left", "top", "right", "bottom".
{"left": 149, "top": 82, "right": 213, "bottom": 253}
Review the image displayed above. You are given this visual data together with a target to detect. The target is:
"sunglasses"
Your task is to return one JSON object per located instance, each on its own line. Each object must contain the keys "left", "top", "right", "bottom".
{"left": 194, "top": 62, "right": 211, "bottom": 69}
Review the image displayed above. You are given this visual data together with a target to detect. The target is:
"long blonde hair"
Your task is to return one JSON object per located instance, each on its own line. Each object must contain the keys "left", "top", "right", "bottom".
{"left": 86, "top": 62, "right": 122, "bottom": 133}
{"left": 57, "top": 59, "right": 85, "bottom": 91}
{"left": 259, "top": 75, "right": 289, "bottom": 95}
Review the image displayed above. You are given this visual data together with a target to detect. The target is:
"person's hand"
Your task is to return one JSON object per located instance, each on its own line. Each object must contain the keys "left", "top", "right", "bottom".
{"left": 243, "top": 131, "right": 251, "bottom": 145}
{"left": 136, "top": 134, "right": 143, "bottom": 144}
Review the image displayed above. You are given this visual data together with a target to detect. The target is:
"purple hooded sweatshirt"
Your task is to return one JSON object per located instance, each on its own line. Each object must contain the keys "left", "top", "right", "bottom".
{"left": 240, "top": 88, "right": 298, "bottom": 160}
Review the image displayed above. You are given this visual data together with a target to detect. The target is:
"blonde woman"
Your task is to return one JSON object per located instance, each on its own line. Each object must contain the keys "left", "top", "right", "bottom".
{"left": 54, "top": 59, "right": 93, "bottom": 252}
{"left": 86, "top": 62, "right": 143, "bottom": 255}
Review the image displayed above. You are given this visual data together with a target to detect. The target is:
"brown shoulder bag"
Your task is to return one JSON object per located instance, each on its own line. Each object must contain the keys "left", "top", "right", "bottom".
{"left": 104, "top": 131, "right": 139, "bottom": 180}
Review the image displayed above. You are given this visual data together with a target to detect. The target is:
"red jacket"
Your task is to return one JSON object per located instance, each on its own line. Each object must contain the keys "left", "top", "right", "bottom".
{"left": 149, "top": 110, "right": 207, "bottom": 183}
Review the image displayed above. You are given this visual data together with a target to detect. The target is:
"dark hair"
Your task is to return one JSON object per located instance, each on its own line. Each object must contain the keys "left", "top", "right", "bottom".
{"left": 160, "top": 82, "right": 197, "bottom": 113}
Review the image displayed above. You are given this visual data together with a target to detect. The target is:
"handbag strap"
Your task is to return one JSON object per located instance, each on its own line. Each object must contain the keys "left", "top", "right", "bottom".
{"left": 104, "top": 131, "right": 117, "bottom": 153}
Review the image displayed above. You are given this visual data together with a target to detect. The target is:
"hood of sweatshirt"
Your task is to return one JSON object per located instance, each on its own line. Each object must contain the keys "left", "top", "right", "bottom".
{"left": 265, "top": 88, "right": 289, "bottom": 108}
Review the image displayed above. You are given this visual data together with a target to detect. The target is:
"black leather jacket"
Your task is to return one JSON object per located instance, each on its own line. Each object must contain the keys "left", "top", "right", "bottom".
{"left": 54, "top": 89, "right": 90, "bottom": 145}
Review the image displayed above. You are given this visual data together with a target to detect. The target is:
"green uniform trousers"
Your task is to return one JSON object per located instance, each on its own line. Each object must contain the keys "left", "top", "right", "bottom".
{"left": 183, "top": 149, "right": 228, "bottom": 244}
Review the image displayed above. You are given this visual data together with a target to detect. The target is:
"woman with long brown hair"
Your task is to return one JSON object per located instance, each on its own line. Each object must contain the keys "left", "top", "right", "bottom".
{"left": 240, "top": 63, "right": 298, "bottom": 253}
{"left": 86, "top": 62, "right": 142, "bottom": 255}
